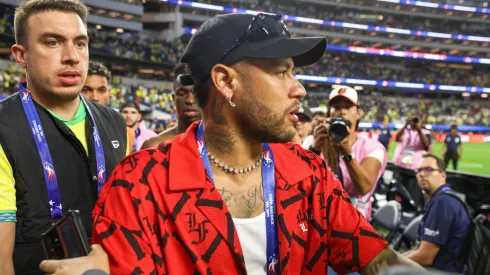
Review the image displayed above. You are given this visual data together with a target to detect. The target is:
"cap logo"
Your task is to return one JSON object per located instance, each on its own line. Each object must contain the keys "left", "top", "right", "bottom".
{"left": 338, "top": 88, "right": 348, "bottom": 95}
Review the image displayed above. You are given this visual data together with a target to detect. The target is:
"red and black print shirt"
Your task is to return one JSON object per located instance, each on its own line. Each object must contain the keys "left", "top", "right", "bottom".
{"left": 92, "top": 122, "right": 387, "bottom": 275}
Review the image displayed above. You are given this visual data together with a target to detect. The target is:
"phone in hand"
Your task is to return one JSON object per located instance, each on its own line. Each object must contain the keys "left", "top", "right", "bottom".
{"left": 41, "top": 209, "right": 91, "bottom": 260}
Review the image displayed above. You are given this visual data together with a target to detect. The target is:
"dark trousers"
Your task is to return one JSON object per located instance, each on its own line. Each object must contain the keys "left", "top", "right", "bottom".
{"left": 444, "top": 150, "right": 459, "bottom": 170}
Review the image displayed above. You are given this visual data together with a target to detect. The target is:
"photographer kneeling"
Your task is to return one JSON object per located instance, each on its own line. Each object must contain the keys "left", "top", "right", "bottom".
{"left": 310, "top": 86, "right": 387, "bottom": 220}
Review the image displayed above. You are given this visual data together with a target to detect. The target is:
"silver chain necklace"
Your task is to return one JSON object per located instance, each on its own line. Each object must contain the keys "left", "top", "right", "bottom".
{"left": 207, "top": 152, "right": 262, "bottom": 174}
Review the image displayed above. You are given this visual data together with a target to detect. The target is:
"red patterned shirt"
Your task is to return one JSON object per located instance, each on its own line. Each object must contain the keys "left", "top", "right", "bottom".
{"left": 92, "top": 122, "right": 387, "bottom": 275}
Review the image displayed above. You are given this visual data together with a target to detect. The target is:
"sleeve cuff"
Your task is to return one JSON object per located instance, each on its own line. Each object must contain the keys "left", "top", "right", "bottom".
{"left": 0, "top": 210, "right": 16, "bottom": 222}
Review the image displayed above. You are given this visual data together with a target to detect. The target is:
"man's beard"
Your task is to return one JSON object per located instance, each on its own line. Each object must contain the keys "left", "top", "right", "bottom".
{"left": 235, "top": 89, "right": 296, "bottom": 143}
{"left": 128, "top": 121, "right": 138, "bottom": 128}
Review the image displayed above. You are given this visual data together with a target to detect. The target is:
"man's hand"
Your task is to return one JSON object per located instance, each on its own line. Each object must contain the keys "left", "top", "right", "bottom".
{"left": 40, "top": 244, "right": 109, "bottom": 275}
{"left": 334, "top": 125, "right": 353, "bottom": 155}
{"left": 414, "top": 121, "right": 422, "bottom": 131}
{"left": 312, "top": 120, "right": 329, "bottom": 152}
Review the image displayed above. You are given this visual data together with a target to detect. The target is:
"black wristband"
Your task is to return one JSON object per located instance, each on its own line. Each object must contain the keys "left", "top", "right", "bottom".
{"left": 309, "top": 145, "right": 321, "bottom": 155}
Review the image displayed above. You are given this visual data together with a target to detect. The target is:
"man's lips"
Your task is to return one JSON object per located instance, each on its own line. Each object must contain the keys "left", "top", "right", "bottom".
{"left": 287, "top": 105, "right": 300, "bottom": 122}
{"left": 183, "top": 109, "right": 199, "bottom": 117}
{"left": 58, "top": 70, "right": 81, "bottom": 86}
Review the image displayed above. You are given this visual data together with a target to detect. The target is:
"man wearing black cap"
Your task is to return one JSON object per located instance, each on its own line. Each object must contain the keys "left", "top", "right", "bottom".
{"left": 293, "top": 106, "right": 314, "bottom": 146}
{"left": 141, "top": 63, "right": 202, "bottom": 149}
{"left": 88, "top": 13, "right": 420, "bottom": 275}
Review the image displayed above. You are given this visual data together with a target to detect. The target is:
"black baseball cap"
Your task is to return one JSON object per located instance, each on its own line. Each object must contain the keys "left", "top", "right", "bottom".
{"left": 296, "top": 106, "right": 313, "bottom": 122}
{"left": 119, "top": 101, "right": 141, "bottom": 114}
{"left": 180, "top": 13, "right": 327, "bottom": 86}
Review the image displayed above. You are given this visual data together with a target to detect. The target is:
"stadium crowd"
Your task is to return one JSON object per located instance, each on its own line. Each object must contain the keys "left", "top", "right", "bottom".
{"left": 191, "top": 0, "right": 489, "bottom": 36}
{"left": 2, "top": 66, "right": 488, "bottom": 126}
{"left": 7, "top": 26, "right": 489, "bottom": 87}
{"left": 1, "top": 1, "right": 489, "bottom": 275}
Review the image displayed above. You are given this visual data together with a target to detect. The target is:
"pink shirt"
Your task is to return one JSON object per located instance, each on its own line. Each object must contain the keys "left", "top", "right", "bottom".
{"left": 392, "top": 128, "right": 432, "bottom": 170}
{"left": 338, "top": 136, "right": 387, "bottom": 220}
{"left": 135, "top": 121, "right": 157, "bottom": 150}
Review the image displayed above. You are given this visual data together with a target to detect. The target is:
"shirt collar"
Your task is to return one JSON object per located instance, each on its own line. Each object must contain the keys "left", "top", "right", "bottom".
{"left": 46, "top": 98, "right": 87, "bottom": 126}
{"left": 168, "top": 121, "right": 314, "bottom": 191}
{"left": 430, "top": 183, "right": 451, "bottom": 198}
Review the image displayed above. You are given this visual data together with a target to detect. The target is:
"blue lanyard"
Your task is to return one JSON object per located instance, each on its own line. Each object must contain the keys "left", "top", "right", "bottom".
{"left": 132, "top": 128, "right": 141, "bottom": 153}
{"left": 195, "top": 122, "right": 280, "bottom": 274}
{"left": 19, "top": 83, "right": 106, "bottom": 220}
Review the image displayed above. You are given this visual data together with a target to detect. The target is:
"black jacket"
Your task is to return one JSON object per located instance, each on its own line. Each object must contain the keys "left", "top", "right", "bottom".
{"left": 0, "top": 93, "right": 127, "bottom": 275}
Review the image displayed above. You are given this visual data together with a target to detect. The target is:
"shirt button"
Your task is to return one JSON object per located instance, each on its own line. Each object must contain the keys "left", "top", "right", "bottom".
{"left": 93, "top": 176, "right": 97, "bottom": 181}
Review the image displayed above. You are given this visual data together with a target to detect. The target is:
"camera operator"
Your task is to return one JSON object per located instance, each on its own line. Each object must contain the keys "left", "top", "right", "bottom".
{"left": 393, "top": 113, "right": 432, "bottom": 170}
{"left": 310, "top": 86, "right": 387, "bottom": 220}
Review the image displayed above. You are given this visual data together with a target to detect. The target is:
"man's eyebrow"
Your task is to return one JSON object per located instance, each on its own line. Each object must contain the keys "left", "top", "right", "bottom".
{"left": 39, "top": 32, "right": 89, "bottom": 41}
{"left": 268, "top": 59, "right": 294, "bottom": 70}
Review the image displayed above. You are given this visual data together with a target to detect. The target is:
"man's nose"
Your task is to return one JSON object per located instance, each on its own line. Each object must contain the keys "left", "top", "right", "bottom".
{"left": 61, "top": 42, "right": 80, "bottom": 65}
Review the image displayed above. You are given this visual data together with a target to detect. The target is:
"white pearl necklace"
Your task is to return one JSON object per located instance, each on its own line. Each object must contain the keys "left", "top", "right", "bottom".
{"left": 207, "top": 152, "right": 262, "bottom": 174}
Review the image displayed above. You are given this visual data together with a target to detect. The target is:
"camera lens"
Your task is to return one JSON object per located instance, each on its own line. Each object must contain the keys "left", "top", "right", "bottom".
{"left": 412, "top": 117, "right": 419, "bottom": 124}
{"left": 329, "top": 117, "right": 352, "bottom": 143}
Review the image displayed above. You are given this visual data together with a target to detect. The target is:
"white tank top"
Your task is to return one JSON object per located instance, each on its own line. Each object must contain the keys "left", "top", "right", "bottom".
{"left": 233, "top": 212, "right": 267, "bottom": 275}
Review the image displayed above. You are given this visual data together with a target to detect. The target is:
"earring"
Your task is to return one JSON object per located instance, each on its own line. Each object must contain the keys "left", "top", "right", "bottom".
{"left": 226, "top": 94, "right": 236, "bottom": 107}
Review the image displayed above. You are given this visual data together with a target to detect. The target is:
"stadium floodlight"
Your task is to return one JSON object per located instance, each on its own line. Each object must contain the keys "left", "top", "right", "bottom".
{"left": 169, "top": 0, "right": 490, "bottom": 42}
{"left": 377, "top": 0, "right": 490, "bottom": 14}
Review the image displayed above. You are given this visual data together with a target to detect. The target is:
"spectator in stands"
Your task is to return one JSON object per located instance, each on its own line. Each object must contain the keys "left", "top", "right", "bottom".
{"left": 0, "top": 1, "right": 129, "bottom": 274}
{"left": 442, "top": 124, "right": 463, "bottom": 170}
{"left": 294, "top": 106, "right": 313, "bottom": 147}
{"left": 120, "top": 101, "right": 157, "bottom": 152}
{"left": 90, "top": 13, "right": 421, "bottom": 275}
{"left": 81, "top": 61, "right": 111, "bottom": 105}
{"left": 393, "top": 113, "right": 432, "bottom": 170}
{"left": 141, "top": 63, "right": 201, "bottom": 149}
{"left": 310, "top": 86, "right": 387, "bottom": 220}
{"left": 378, "top": 120, "right": 392, "bottom": 150}
{"left": 405, "top": 154, "right": 470, "bottom": 273}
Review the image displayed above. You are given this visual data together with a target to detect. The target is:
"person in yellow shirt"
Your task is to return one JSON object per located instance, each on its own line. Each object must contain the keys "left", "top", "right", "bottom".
{"left": 0, "top": 1, "right": 128, "bottom": 274}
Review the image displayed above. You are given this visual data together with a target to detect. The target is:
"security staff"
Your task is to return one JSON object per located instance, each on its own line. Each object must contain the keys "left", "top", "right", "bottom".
{"left": 378, "top": 120, "right": 392, "bottom": 150}
{"left": 405, "top": 154, "right": 470, "bottom": 273}
{"left": 0, "top": 1, "right": 127, "bottom": 274}
{"left": 442, "top": 125, "right": 463, "bottom": 170}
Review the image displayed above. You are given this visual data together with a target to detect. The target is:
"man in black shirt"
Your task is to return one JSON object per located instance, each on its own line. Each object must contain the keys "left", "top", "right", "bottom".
{"left": 442, "top": 125, "right": 463, "bottom": 170}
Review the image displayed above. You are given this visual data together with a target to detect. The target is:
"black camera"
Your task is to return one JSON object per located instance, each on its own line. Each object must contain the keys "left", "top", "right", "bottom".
{"left": 329, "top": 117, "right": 352, "bottom": 143}
{"left": 412, "top": 117, "right": 419, "bottom": 124}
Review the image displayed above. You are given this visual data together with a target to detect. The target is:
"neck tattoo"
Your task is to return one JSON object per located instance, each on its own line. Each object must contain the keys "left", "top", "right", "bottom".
{"left": 207, "top": 151, "right": 262, "bottom": 174}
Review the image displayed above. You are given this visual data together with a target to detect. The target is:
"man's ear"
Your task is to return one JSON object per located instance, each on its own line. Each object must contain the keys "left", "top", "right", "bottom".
{"left": 209, "top": 64, "right": 239, "bottom": 100}
{"left": 11, "top": 44, "right": 27, "bottom": 68}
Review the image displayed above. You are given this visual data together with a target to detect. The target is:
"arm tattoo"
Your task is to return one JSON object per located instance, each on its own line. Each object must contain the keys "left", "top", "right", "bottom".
{"left": 361, "top": 247, "right": 398, "bottom": 275}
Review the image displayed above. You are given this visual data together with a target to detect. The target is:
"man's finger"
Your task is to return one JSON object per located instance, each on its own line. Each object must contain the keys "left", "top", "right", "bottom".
{"left": 39, "top": 260, "right": 62, "bottom": 273}
{"left": 314, "top": 128, "right": 327, "bottom": 136}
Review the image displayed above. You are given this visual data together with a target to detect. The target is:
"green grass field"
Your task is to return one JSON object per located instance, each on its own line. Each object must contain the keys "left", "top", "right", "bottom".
{"left": 387, "top": 141, "right": 490, "bottom": 176}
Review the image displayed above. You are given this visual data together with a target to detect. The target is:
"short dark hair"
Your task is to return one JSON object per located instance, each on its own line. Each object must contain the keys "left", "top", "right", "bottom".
{"left": 451, "top": 124, "right": 458, "bottom": 130}
{"left": 88, "top": 61, "right": 111, "bottom": 82}
{"left": 119, "top": 101, "right": 140, "bottom": 114}
{"left": 193, "top": 78, "right": 212, "bottom": 108}
{"left": 14, "top": 0, "right": 88, "bottom": 47}
{"left": 422, "top": 154, "right": 446, "bottom": 171}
